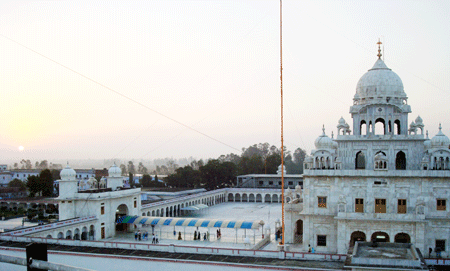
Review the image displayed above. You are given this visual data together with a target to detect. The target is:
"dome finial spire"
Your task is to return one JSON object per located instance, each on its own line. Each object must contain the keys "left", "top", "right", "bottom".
{"left": 377, "top": 39, "right": 382, "bottom": 59}
{"left": 439, "top": 123, "right": 442, "bottom": 131}
{"left": 322, "top": 124, "right": 325, "bottom": 135}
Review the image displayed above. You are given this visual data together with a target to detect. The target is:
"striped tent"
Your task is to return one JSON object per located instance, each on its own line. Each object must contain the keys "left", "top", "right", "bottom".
{"left": 116, "top": 216, "right": 263, "bottom": 230}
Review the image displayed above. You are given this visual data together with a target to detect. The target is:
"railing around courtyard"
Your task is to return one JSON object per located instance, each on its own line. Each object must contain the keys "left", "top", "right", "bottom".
{"left": 2, "top": 216, "right": 97, "bottom": 236}
{"left": 0, "top": 235, "right": 346, "bottom": 261}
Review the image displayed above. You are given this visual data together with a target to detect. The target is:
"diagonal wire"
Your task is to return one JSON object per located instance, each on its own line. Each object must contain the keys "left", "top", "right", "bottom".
{"left": 0, "top": 34, "right": 240, "bottom": 152}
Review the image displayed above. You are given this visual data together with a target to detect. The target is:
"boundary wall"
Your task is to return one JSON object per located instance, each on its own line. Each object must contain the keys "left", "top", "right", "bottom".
{"left": 0, "top": 235, "right": 346, "bottom": 261}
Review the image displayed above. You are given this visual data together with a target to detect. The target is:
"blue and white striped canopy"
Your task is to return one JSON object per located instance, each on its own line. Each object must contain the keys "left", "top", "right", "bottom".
{"left": 116, "top": 216, "right": 263, "bottom": 230}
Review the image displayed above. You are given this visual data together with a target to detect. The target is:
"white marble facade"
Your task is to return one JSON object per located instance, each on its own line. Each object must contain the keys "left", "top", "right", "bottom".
{"left": 285, "top": 48, "right": 450, "bottom": 256}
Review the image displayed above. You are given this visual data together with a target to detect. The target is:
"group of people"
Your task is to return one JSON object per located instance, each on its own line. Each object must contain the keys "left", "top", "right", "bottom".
{"left": 193, "top": 230, "right": 211, "bottom": 241}
{"left": 134, "top": 230, "right": 151, "bottom": 241}
{"left": 134, "top": 230, "right": 159, "bottom": 244}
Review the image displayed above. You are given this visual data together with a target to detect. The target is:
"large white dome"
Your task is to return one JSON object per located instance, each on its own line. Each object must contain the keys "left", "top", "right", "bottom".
{"left": 314, "top": 127, "right": 334, "bottom": 149}
{"left": 60, "top": 165, "right": 76, "bottom": 180}
{"left": 108, "top": 163, "right": 122, "bottom": 177}
{"left": 354, "top": 58, "right": 406, "bottom": 104}
{"left": 431, "top": 125, "right": 450, "bottom": 149}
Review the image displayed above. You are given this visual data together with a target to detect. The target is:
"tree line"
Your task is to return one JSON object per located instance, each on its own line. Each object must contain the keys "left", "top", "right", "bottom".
{"left": 165, "top": 143, "right": 306, "bottom": 189}
{"left": 8, "top": 169, "right": 59, "bottom": 197}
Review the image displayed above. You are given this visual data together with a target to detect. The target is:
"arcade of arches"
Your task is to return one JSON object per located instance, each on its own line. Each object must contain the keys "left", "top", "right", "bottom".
{"left": 348, "top": 230, "right": 411, "bottom": 246}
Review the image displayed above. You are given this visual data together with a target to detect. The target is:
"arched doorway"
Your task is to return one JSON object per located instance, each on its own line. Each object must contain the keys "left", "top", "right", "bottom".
{"left": 294, "top": 220, "right": 303, "bottom": 244}
{"left": 57, "top": 232, "right": 63, "bottom": 239}
{"left": 249, "top": 194, "right": 255, "bottom": 202}
{"left": 350, "top": 231, "right": 366, "bottom": 246}
{"left": 242, "top": 194, "right": 248, "bottom": 202}
{"left": 264, "top": 194, "right": 271, "bottom": 203}
{"left": 272, "top": 194, "right": 278, "bottom": 203}
{"left": 371, "top": 231, "right": 389, "bottom": 243}
{"left": 235, "top": 193, "right": 241, "bottom": 202}
{"left": 228, "top": 194, "right": 234, "bottom": 202}
{"left": 115, "top": 204, "right": 129, "bottom": 232}
{"left": 396, "top": 151, "right": 406, "bottom": 170}
{"left": 394, "top": 232, "right": 411, "bottom": 243}
{"left": 81, "top": 226, "right": 88, "bottom": 240}
{"left": 256, "top": 194, "right": 262, "bottom": 202}
{"left": 355, "top": 151, "right": 365, "bottom": 169}
{"left": 89, "top": 225, "right": 95, "bottom": 240}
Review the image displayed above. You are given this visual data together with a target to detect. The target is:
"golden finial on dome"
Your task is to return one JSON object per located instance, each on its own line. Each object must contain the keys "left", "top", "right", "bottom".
{"left": 377, "top": 39, "right": 382, "bottom": 59}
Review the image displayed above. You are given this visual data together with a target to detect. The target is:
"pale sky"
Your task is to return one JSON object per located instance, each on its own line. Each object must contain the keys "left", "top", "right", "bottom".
{"left": 1, "top": 0, "right": 449, "bottom": 162}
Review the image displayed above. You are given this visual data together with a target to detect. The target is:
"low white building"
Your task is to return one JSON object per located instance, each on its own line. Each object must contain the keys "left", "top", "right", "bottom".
{"left": 57, "top": 164, "right": 141, "bottom": 239}
{"left": 285, "top": 46, "right": 450, "bottom": 256}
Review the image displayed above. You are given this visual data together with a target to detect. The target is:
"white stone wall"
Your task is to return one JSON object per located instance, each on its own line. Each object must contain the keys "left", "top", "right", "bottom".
{"left": 286, "top": 173, "right": 450, "bottom": 254}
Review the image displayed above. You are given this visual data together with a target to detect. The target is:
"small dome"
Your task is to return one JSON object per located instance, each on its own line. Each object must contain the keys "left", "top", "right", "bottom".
{"left": 354, "top": 58, "right": 406, "bottom": 104}
{"left": 277, "top": 164, "right": 286, "bottom": 175}
{"left": 315, "top": 126, "right": 334, "bottom": 149}
{"left": 338, "top": 117, "right": 346, "bottom": 125}
{"left": 431, "top": 124, "right": 450, "bottom": 149}
{"left": 60, "top": 165, "right": 76, "bottom": 180}
{"left": 415, "top": 115, "right": 423, "bottom": 124}
{"left": 108, "top": 163, "right": 122, "bottom": 177}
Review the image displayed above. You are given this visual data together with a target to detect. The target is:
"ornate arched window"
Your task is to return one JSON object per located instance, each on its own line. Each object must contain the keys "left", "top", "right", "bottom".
{"left": 355, "top": 151, "right": 365, "bottom": 169}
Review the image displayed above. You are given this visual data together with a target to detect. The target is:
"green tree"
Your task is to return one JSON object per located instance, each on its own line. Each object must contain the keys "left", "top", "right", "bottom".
{"left": 200, "top": 159, "right": 237, "bottom": 189}
{"left": 26, "top": 175, "right": 40, "bottom": 197}
{"left": 40, "top": 169, "right": 54, "bottom": 197}
{"left": 127, "top": 161, "right": 136, "bottom": 174}
{"left": 140, "top": 174, "right": 152, "bottom": 187}
{"left": 129, "top": 172, "right": 134, "bottom": 186}
{"left": 51, "top": 169, "right": 61, "bottom": 181}
{"left": 8, "top": 178, "right": 26, "bottom": 191}
{"left": 120, "top": 164, "right": 127, "bottom": 175}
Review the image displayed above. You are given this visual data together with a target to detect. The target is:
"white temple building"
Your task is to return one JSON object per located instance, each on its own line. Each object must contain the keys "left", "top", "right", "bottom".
{"left": 57, "top": 163, "right": 141, "bottom": 239}
{"left": 284, "top": 44, "right": 450, "bottom": 255}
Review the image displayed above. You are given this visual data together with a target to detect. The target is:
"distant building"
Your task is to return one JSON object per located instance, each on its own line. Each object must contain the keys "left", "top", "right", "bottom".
{"left": 0, "top": 172, "right": 13, "bottom": 187}
{"left": 74, "top": 169, "right": 95, "bottom": 180}
{"left": 10, "top": 169, "right": 40, "bottom": 182}
{"left": 0, "top": 165, "right": 7, "bottom": 172}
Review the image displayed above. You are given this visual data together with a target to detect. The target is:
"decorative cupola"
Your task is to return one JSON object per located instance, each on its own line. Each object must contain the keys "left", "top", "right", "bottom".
{"left": 408, "top": 121, "right": 417, "bottom": 135}
{"left": 315, "top": 126, "right": 334, "bottom": 150}
{"left": 430, "top": 124, "right": 450, "bottom": 149}
{"left": 337, "top": 117, "right": 351, "bottom": 135}
{"left": 277, "top": 164, "right": 286, "bottom": 175}
{"left": 304, "top": 155, "right": 313, "bottom": 170}
{"left": 58, "top": 164, "right": 78, "bottom": 199}
{"left": 107, "top": 163, "right": 123, "bottom": 190}
{"left": 415, "top": 116, "right": 424, "bottom": 135}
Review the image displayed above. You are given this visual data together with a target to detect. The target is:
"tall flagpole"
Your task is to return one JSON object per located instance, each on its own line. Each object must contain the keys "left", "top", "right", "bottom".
{"left": 280, "top": 0, "right": 285, "bottom": 246}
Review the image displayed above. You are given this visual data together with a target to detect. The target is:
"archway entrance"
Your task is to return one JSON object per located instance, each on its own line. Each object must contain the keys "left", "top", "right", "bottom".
{"left": 294, "top": 219, "right": 303, "bottom": 244}
{"left": 116, "top": 204, "right": 129, "bottom": 232}
{"left": 394, "top": 233, "right": 411, "bottom": 243}
{"left": 396, "top": 151, "right": 406, "bottom": 170}
{"left": 371, "top": 231, "right": 389, "bottom": 243}
{"left": 350, "top": 231, "right": 366, "bottom": 246}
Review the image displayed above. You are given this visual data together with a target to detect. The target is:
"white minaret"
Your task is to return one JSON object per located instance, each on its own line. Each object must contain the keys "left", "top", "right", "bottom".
{"left": 58, "top": 164, "right": 77, "bottom": 199}
{"left": 107, "top": 163, "right": 123, "bottom": 191}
